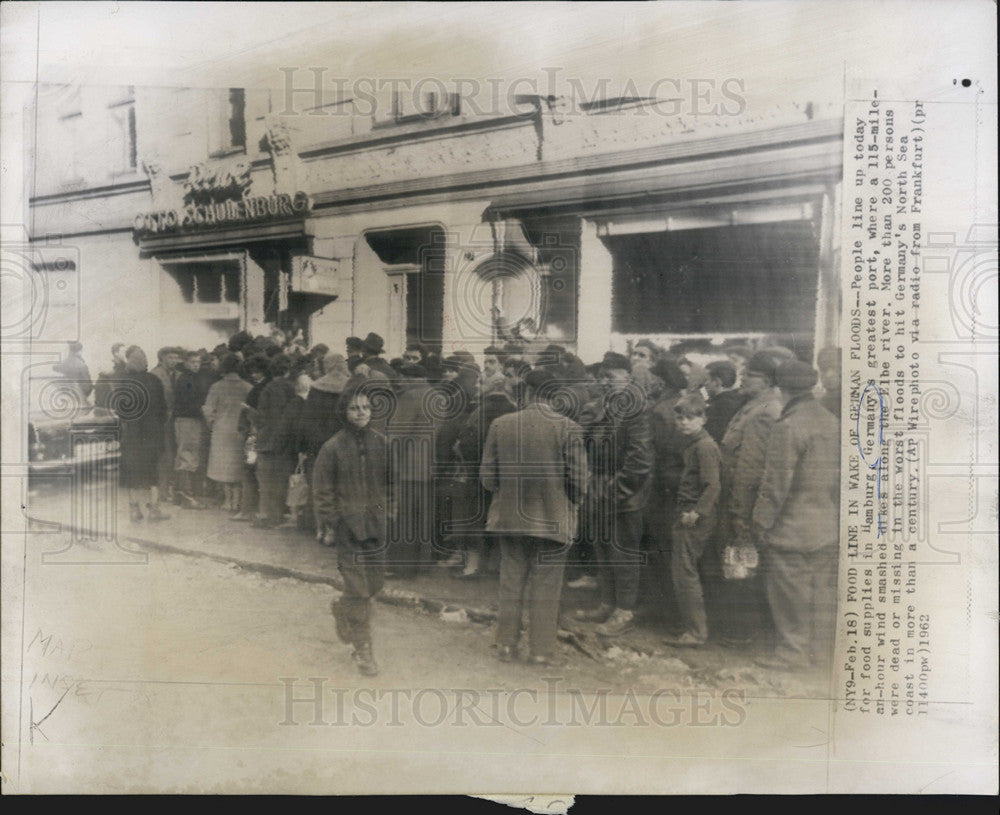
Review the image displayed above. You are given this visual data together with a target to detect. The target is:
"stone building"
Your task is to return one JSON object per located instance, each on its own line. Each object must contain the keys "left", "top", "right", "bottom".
{"left": 27, "top": 84, "right": 843, "bottom": 363}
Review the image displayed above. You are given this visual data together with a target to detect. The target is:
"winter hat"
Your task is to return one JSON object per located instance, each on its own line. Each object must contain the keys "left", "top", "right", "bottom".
{"left": 775, "top": 359, "right": 818, "bottom": 393}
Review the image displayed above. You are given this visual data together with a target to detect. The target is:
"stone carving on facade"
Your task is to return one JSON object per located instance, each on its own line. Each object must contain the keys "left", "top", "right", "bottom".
{"left": 140, "top": 158, "right": 185, "bottom": 211}
{"left": 262, "top": 113, "right": 303, "bottom": 197}
{"left": 183, "top": 159, "right": 253, "bottom": 205}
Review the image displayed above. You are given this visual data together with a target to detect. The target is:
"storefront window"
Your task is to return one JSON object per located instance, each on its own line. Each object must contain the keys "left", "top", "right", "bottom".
{"left": 607, "top": 220, "right": 820, "bottom": 336}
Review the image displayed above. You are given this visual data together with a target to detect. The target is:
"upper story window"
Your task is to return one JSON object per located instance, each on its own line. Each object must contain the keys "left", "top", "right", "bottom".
{"left": 373, "top": 90, "right": 461, "bottom": 128}
{"left": 106, "top": 86, "right": 137, "bottom": 177}
{"left": 208, "top": 88, "right": 246, "bottom": 156}
{"left": 55, "top": 86, "right": 85, "bottom": 188}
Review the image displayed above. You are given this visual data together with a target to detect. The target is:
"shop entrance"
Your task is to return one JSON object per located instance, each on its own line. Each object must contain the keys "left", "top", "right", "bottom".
{"left": 364, "top": 225, "right": 445, "bottom": 356}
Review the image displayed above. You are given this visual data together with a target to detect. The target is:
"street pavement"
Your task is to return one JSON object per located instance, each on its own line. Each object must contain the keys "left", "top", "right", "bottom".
{"left": 22, "top": 478, "right": 832, "bottom": 693}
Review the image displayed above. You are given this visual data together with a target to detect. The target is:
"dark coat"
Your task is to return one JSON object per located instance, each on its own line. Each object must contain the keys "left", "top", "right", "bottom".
{"left": 705, "top": 388, "right": 748, "bottom": 443}
{"left": 385, "top": 379, "right": 439, "bottom": 481}
{"left": 480, "top": 402, "right": 589, "bottom": 546}
{"left": 173, "top": 369, "right": 208, "bottom": 419}
{"left": 312, "top": 425, "right": 389, "bottom": 543}
{"left": 301, "top": 381, "right": 344, "bottom": 457}
{"left": 255, "top": 376, "right": 296, "bottom": 454}
{"left": 581, "top": 393, "right": 654, "bottom": 514}
{"left": 719, "top": 387, "right": 783, "bottom": 542}
{"left": 94, "top": 362, "right": 126, "bottom": 409}
{"left": 646, "top": 388, "right": 686, "bottom": 504}
{"left": 113, "top": 371, "right": 167, "bottom": 488}
{"left": 752, "top": 394, "right": 838, "bottom": 552}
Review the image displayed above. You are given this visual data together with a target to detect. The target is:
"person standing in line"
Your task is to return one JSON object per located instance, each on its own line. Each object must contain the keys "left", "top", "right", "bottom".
{"left": 203, "top": 353, "right": 252, "bottom": 514}
{"left": 752, "top": 359, "right": 839, "bottom": 672}
{"left": 345, "top": 336, "right": 365, "bottom": 371}
{"left": 94, "top": 342, "right": 127, "bottom": 409}
{"left": 112, "top": 346, "right": 170, "bottom": 523}
{"left": 636, "top": 357, "right": 689, "bottom": 628}
{"left": 150, "top": 346, "right": 182, "bottom": 504}
{"left": 715, "top": 351, "right": 784, "bottom": 648}
{"left": 252, "top": 354, "right": 296, "bottom": 528}
{"left": 314, "top": 387, "right": 391, "bottom": 677}
{"left": 232, "top": 354, "right": 270, "bottom": 521}
{"left": 173, "top": 350, "right": 209, "bottom": 509}
{"left": 704, "top": 360, "right": 748, "bottom": 444}
{"left": 481, "top": 368, "right": 589, "bottom": 666}
{"left": 574, "top": 353, "right": 653, "bottom": 638}
{"left": 360, "top": 332, "right": 397, "bottom": 380}
{"left": 53, "top": 341, "right": 94, "bottom": 403}
{"left": 816, "top": 346, "right": 842, "bottom": 419}
{"left": 663, "top": 393, "right": 721, "bottom": 648}
{"left": 384, "top": 362, "right": 438, "bottom": 576}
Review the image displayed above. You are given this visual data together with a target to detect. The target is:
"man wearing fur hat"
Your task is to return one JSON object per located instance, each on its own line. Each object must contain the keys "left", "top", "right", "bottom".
{"left": 752, "top": 359, "right": 839, "bottom": 672}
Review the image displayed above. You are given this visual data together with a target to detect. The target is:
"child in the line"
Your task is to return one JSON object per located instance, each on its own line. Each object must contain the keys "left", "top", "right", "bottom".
{"left": 664, "top": 393, "right": 721, "bottom": 648}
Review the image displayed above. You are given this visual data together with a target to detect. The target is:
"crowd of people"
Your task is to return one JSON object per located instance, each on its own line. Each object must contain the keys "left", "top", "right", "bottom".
{"left": 61, "top": 328, "right": 842, "bottom": 678}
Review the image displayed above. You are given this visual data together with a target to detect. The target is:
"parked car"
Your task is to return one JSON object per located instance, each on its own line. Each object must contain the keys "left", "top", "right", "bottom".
{"left": 27, "top": 375, "right": 120, "bottom": 476}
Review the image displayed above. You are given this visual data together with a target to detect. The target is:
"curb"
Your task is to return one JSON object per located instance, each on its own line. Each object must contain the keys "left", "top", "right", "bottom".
{"left": 122, "top": 532, "right": 613, "bottom": 661}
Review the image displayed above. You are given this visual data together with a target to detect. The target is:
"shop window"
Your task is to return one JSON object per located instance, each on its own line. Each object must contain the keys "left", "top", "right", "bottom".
{"left": 373, "top": 90, "right": 461, "bottom": 127}
{"left": 608, "top": 221, "right": 820, "bottom": 336}
{"left": 168, "top": 262, "right": 241, "bottom": 305}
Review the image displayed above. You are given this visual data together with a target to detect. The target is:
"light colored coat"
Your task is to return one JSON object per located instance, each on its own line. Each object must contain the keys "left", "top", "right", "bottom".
{"left": 480, "top": 402, "right": 589, "bottom": 546}
{"left": 202, "top": 373, "right": 251, "bottom": 483}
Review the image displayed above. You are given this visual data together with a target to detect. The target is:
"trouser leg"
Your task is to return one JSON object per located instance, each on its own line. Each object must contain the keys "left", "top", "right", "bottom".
{"left": 810, "top": 547, "right": 839, "bottom": 667}
{"left": 526, "top": 538, "right": 568, "bottom": 658}
{"left": 337, "top": 532, "right": 386, "bottom": 646}
{"left": 241, "top": 464, "right": 259, "bottom": 514}
{"left": 496, "top": 536, "right": 529, "bottom": 647}
{"left": 671, "top": 519, "right": 713, "bottom": 641}
{"left": 610, "top": 510, "right": 643, "bottom": 611}
{"left": 762, "top": 546, "right": 813, "bottom": 666}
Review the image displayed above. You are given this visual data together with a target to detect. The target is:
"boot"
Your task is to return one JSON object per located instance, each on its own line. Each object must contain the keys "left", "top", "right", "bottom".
{"left": 129, "top": 503, "right": 143, "bottom": 523}
{"left": 146, "top": 503, "right": 171, "bottom": 522}
{"left": 352, "top": 642, "right": 379, "bottom": 677}
{"left": 574, "top": 603, "right": 613, "bottom": 623}
{"left": 595, "top": 608, "right": 635, "bottom": 637}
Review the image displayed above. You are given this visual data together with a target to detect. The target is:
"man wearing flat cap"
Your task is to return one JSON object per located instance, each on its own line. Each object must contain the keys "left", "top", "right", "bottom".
{"left": 752, "top": 359, "right": 839, "bottom": 672}
{"left": 715, "top": 351, "right": 785, "bottom": 647}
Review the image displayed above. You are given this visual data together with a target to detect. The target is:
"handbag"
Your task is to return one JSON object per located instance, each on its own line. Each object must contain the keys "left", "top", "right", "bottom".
{"left": 286, "top": 457, "right": 310, "bottom": 509}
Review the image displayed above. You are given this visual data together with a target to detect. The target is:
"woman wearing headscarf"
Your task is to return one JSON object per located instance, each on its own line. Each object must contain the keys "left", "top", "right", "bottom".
{"left": 111, "top": 345, "right": 170, "bottom": 522}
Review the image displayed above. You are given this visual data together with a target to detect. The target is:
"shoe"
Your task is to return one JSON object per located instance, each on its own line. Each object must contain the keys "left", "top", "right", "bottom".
{"left": 438, "top": 552, "right": 463, "bottom": 568}
{"left": 176, "top": 492, "right": 204, "bottom": 510}
{"left": 230, "top": 512, "right": 252, "bottom": 522}
{"left": 330, "top": 599, "right": 355, "bottom": 645}
{"left": 575, "top": 603, "right": 613, "bottom": 623}
{"left": 566, "top": 574, "right": 598, "bottom": 590}
{"left": 352, "top": 643, "right": 379, "bottom": 677}
{"left": 662, "top": 631, "right": 706, "bottom": 648}
{"left": 129, "top": 504, "right": 143, "bottom": 523}
{"left": 526, "top": 653, "right": 567, "bottom": 668}
{"left": 146, "top": 504, "right": 170, "bottom": 522}
{"left": 494, "top": 644, "right": 516, "bottom": 663}
{"left": 754, "top": 654, "right": 809, "bottom": 672}
{"left": 457, "top": 567, "right": 481, "bottom": 579}
{"left": 719, "top": 636, "right": 752, "bottom": 650}
{"left": 595, "top": 608, "right": 636, "bottom": 637}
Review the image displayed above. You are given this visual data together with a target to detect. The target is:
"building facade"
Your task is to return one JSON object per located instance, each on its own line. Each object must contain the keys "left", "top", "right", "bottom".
{"left": 27, "top": 84, "right": 843, "bottom": 364}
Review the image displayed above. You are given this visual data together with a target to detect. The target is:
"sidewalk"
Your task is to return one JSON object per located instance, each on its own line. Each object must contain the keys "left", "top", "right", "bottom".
{"left": 25, "top": 483, "right": 830, "bottom": 693}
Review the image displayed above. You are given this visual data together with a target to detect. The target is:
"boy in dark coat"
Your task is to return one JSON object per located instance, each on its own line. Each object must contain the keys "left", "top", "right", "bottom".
{"left": 313, "top": 387, "right": 391, "bottom": 676}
